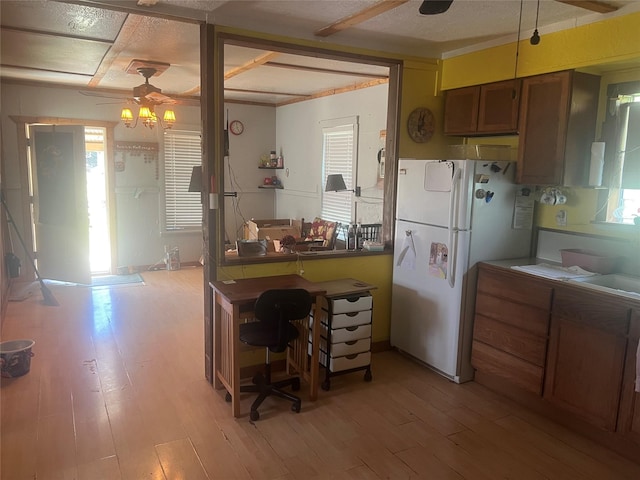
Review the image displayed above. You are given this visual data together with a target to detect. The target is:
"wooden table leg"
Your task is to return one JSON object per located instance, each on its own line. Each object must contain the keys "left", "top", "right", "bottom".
{"left": 231, "top": 303, "right": 241, "bottom": 417}
{"left": 212, "top": 291, "right": 222, "bottom": 390}
{"left": 309, "top": 298, "right": 322, "bottom": 401}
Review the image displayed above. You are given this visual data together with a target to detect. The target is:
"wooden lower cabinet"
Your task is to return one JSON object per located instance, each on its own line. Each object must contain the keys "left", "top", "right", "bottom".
{"left": 471, "top": 265, "right": 552, "bottom": 394}
{"left": 618, "top": 310, "right": 640, "bottom": 441}
{"left": 473, "top": 263, "right": 640, "bottom": 462}
{"left": 544, "top": 286, "right": 629, "bottom": 431}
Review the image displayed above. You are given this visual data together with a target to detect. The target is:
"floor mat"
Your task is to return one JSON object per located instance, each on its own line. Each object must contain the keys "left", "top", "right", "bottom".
{"left": 91, "top": 273, "right": 144, "bottom": 287}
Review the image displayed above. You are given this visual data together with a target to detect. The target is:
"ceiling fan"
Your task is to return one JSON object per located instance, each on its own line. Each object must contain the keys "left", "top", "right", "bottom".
{"left": 128, "top": 61, "right": 176, "bottom": 107}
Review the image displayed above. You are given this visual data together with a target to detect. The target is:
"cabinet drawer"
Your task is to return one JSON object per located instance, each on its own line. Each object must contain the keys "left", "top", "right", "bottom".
{"left": 473, "top": 314, "right": 547, "bottom": 366}
{"left": 471, "top": 340, "right": 544, "bottom": 394}
{"left": 475, "top": 292, "right": 549, "bottom": 336}
{"left": 330, "top": 294, "right": 372, "bottom": 314}
{"left": 553, "top": 287, "right": 630, "bottom": 335}
{"left": 320, "top": 350, "right": 371, "bottom": 373}
{"left": 310, "top": 336, "right": 371, "bottom": 357}
{"left": 331, "top": 309, "right": 372, "bottom": 328}
{"left": 478, "top": 268, "right": 552, "bottom": 309}
{"left": 310, "top": 317, "right": 372, "bottom": 342}
{"left": 331, "top": 323, "right": 371, "bottom": 343}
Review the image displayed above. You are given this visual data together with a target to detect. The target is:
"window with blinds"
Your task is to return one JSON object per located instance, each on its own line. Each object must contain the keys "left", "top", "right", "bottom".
{"left": 163, "top": 130, "right": 202, "bottom": 231}
{"left": 321, "top": 121, "right": 357, "bottom": 227}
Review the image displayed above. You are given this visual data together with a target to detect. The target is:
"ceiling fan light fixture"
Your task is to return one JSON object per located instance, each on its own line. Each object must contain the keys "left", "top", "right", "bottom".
{"left": 121, "top": 107, "right": 134, "bottom": 127}
{"left": 163, "top": 109, "right": 176, "bottom": 129}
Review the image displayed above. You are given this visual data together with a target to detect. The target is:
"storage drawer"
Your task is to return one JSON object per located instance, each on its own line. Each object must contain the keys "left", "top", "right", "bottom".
{"left": 478, "top": 267, "right": 552, "bottom": 309}
{"left": 471, "top": 340, "right": 544, "bottom": 395}
{"left": 330, "top": 294, "right": 372, "bottom": 314}
{"left": 310, "top": 336, "right": 371, "bottom": 357}
{"left": 331, "top": 310, "right": 372, "bottom": 328}
{"left": 309, "top": 321, "right": 371, "bottom": 343}
{"left": 475, "top": 291, "right": 549, "bottom": 337}
{"left": 473, "top": 314, "right": 547, "bottom": 367}
{"left": 320, "top": 350, "right": 371, "bottom": 373}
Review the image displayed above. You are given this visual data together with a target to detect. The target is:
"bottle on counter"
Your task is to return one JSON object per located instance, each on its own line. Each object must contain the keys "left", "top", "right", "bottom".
{"left": 356, "top": 223, "right": 364, "bottom": 250}
{"left": 347, "top": 224, "right": 356, "bottom": 250}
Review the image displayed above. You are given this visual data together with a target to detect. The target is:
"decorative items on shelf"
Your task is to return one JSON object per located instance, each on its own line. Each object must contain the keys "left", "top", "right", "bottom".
{"left": 259, "top": 149, "right": 284, "bottom": 168}
{"left": 260, "top": 175, "right": 283, "bottom": 189}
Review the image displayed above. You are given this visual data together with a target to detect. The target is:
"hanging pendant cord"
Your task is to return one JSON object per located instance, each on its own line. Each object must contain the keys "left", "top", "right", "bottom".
{"left": 514, "top": 0, "right": 524, "bottom": 80}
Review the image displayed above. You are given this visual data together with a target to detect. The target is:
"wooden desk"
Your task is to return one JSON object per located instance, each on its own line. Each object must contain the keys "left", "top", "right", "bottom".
{"left": 209, "top": 274, "right": 326, "bottom": 417}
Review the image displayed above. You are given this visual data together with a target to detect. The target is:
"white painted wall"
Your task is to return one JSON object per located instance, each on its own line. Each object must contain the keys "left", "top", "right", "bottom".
{"left": 222, "top": 103, "right": 277, "bottom": 244}
{"left": 274, "top": 83, "right": 388, "bottom": 229}
{"left": 0, "top": 82, "right": 204, "bottom": 270}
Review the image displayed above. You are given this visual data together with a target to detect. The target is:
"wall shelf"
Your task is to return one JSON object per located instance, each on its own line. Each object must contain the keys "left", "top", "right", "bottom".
{"left": 258, "top": 166, "right": 284, "bottom": 169}
{"left": 258, "top": 185, "right": 284, "bottom": 189}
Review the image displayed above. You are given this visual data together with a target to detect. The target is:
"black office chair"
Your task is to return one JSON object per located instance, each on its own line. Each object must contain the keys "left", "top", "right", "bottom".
{"left": 238, "top": 288, "right": 312, "bottom": 421}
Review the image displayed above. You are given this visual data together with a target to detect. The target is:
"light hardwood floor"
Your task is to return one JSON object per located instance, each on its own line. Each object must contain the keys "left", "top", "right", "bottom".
{"left": 1, "top": 267, "right": 639, "bottom": 479}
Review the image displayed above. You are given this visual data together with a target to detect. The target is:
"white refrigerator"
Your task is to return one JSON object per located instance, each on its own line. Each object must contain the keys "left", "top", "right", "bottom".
{"left": 390, "top": 158, "right": 533, "bottom": 383}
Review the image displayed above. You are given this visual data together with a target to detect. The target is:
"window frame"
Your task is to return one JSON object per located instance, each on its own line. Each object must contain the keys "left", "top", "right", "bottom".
{"left": 321, "top": 116, "right": 359, "bottom": 229}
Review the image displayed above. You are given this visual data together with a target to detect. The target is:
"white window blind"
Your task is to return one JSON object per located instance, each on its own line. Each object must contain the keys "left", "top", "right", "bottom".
{"left": 164, "top": 130, "right": 202, "bottom": 231}
{"left": 321, "top": 122, "right": 357, "bottom": 226}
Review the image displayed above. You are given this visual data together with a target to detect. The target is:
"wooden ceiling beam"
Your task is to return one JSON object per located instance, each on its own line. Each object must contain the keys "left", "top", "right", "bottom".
{"left": 264, "top": 61, "right": 388, "bottom": 79}
{"left": 224, "top": 51, "right": 280, "bottom": 80}
{"left": 554, "top": 0, "right": 619, "bottom": 14}
{"left": 315, "top": 0, "right": 409, "bottom": 37}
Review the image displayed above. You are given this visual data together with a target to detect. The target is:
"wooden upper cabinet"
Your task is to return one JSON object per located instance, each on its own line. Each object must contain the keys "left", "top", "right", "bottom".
{"left": 516, "top": 70, "right": 600, "bottom": 186}
{"left": 444, "top": 80, "right": 520, "bottom": 136}
{"left": 444, "top": 86, "right": 480, "bottom": 135}
{"left": 477, "top": 80, "right": 520, "bottom": 134}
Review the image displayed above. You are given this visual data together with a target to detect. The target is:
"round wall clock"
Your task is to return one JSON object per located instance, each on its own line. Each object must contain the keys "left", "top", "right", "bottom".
{"left": 229, "top": 120, "right": 244, "bottom": 135}
{"left": 407, "top": 107, "right": 435, "bottom": 143}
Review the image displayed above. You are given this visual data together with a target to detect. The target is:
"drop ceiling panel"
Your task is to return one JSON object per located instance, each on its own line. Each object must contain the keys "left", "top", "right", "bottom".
{"left": 0, "top": 1, "right": 126, "bottom": 40}
{"left": 0, "top": 66, "right": 94, "bottom": 86}
{"left": 1, "top": 30, "right": 110, "bottom": 76}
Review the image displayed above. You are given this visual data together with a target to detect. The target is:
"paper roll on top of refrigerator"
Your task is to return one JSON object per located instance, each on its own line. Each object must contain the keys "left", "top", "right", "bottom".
{"left": 391, "top": 158, "right": 533, "bottom": 384}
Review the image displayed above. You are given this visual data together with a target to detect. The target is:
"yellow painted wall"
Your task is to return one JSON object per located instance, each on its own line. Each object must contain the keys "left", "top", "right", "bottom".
{"left": 442, "top": 12, "right": 640, "bottom": 89}
{"left": 217, "top": 254, "right": 393, "bottom": 366}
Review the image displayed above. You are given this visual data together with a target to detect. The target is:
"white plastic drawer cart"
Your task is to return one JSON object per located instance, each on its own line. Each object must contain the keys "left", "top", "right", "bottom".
{"left": 310, "top": 278, "right": 376, "bottom": 391}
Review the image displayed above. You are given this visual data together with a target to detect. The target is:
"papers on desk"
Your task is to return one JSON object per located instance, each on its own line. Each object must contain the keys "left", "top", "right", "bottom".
{"left": 511, "top": 263, "right": 598, "bottom": 280}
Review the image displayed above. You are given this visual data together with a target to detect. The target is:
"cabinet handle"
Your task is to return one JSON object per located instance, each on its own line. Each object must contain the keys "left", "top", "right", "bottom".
{"left": 346, "top": 326, "right": 359, "bottom": 331}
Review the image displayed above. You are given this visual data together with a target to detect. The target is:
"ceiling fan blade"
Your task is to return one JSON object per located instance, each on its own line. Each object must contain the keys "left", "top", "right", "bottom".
{"left": 419, "top": 0, "right": 454, "bottom": 15}
{"left": 315, "top": 0, "right": 409, "bottom": 37}
{"left": 554, "top": 0, "right": 619, "bottom": 14}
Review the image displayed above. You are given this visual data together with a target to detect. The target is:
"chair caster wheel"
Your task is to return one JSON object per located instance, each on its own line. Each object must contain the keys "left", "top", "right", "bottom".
{"left": 292, "top": 378, "right": 301, "bottom": 391}
{"left": 250, "top": 410, "right": 260, "bottom": 421}
{"left": 292, "top": 401, "right": 301, "bottom": 413}
{"left": 364, "top": 370, "right": 372, "bottom": 382}
{"left": 321, "top": 380, "right": 330, "bottom": 391}
{"left": 225, "top": 392, "right": 232, "bottom": 402}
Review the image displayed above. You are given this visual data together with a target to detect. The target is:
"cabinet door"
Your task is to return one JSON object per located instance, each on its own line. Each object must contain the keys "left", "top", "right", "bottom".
{"left": 618, "top": 310, "right": 640, "bottom": 442}
{"left": 544, "top": 287, "right": 629, "bottom": 431}
{"left": 444, "top": 86, "right": 480, "bottom": 135}
{"left": 477, "top": 79, "right": 520, "bottom": 134}
{"left": 517, "top": 71, "right": 571, "bottom": 185}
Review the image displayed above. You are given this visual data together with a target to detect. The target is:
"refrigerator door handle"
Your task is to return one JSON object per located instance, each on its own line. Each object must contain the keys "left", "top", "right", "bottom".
{"left": 447, "top": 167, "right": 462, "bottom": 288}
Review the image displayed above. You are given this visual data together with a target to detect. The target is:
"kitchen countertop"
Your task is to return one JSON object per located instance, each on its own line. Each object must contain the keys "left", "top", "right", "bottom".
{"left": 479, "top": 258, "right": 640, "bottom": 303}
